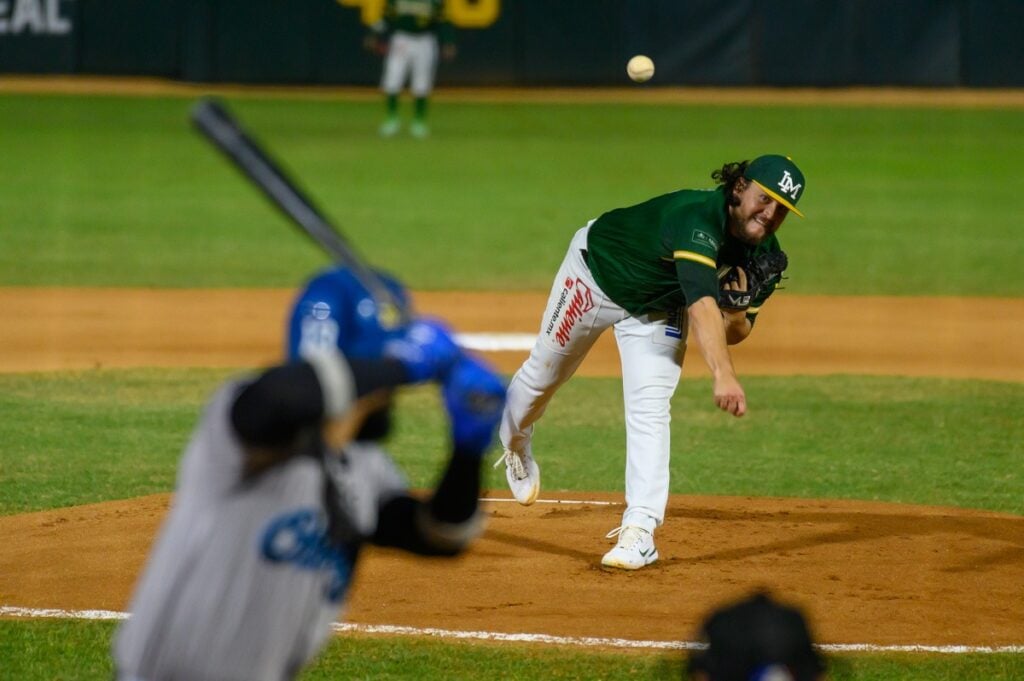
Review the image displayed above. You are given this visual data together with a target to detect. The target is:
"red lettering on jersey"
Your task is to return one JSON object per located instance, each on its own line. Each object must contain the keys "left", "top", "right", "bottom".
{"left": 554, "top": 279, "right": 594, "bottom": 347}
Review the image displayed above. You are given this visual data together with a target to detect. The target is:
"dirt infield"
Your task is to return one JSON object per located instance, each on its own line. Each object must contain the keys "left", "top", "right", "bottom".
{"left": 3, "top": 492, "right": 1022, "bottom": 647}
{"left": 3, "top": 76, "right": 1024, "bottom": 109}
{"left": 2, "top": 288, "right": 1023, "bottom": 381}
{"left": 1, "top": 288, "right": 1022, "bottom": 647}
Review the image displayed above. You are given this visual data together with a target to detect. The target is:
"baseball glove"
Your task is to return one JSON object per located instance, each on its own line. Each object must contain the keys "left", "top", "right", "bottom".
{"left": 718, "top": 251, "right": 788, "bottom": 311}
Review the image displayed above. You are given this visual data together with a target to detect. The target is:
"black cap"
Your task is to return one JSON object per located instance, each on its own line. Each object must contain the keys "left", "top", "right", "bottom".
{"left": 687, "top": 592, "right": 824, "bottom": 681}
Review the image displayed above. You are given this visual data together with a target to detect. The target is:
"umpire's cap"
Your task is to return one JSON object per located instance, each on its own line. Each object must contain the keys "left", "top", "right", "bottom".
{"left": 687, "top": 592, "right": 824, "bottom": 681}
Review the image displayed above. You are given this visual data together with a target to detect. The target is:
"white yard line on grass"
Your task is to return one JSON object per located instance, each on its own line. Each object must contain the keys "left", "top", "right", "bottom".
{"left": 3, "top": 605, "right": 1022, "bottom": 654}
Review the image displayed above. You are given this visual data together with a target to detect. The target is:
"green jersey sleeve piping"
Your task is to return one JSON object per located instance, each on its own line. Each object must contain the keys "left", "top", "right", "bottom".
{"left": 673, "top": 249, "right": 717, "bottom": 269}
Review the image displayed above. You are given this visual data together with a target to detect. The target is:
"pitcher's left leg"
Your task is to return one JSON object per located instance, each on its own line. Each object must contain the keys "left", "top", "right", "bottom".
{"left": 602, "top": 310, "right": 685, "bottom": 569}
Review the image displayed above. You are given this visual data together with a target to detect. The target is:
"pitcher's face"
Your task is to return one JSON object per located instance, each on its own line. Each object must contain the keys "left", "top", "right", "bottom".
{"left": 728, "top": 179, "right": 789, "bottom": 245}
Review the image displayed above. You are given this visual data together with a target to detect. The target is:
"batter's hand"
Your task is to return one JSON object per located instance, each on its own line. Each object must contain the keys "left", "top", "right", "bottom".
{"left": 443, "top": 355, "right": 506, "bottom": 455}
{"left": 384, "top": 318, "right": 461, "bottom": 383}
{"left": 713, "top": 372, "right": 747, "bottom": 417}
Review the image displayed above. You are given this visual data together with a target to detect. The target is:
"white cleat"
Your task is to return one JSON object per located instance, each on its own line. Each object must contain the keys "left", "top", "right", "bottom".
{"left": 601, "top": 526, "right": 658, "bottom": 570}
{"left": 378, "top": 117, "right": 401, "bottom": 138}
{"left": 494, "top": 448, "right": 540, "bottom": 505}
{"left": 409, "top": 120, "right": 430, "bottom": 139}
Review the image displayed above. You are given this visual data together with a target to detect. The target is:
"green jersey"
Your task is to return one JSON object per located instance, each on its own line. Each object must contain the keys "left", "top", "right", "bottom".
{"left": 379, "top": 0, "right": 454, "bottom": 43}
{"left": 585, "top": 187, "right": 782, "bottom": 318}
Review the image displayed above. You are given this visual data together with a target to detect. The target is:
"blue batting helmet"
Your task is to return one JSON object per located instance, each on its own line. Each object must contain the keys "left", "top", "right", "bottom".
{"left": 287, "top": 267, "right": 409, "bottom": 361}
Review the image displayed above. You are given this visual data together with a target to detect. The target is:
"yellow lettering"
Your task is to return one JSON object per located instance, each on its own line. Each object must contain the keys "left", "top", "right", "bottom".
{"left": 446, "top": 0, "right": 500, "bottom": 28}
{"left": 339, "top": 0, "right": 500, "bottom": 29}
{"left": 337, "top": 0, "right": 385, "bottom": 26}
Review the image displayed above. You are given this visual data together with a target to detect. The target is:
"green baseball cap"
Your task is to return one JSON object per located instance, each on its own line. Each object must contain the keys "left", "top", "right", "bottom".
{"left": 744, "top": 154, "right": 806, "bottom": 218}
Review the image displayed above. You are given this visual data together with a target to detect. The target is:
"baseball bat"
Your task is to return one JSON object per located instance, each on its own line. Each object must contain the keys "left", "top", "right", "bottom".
{"left": 189, "top": 97, "right": 408, "bottom": 325}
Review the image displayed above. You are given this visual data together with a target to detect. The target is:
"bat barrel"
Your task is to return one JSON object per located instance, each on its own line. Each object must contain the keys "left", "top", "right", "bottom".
{"left": 190, "top": 97, "right": 410, "bottom": 326}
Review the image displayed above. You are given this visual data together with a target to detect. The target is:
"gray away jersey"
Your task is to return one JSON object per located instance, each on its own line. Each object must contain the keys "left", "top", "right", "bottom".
{"left": 114, "top": 380, "right": 407, "bottom": 681}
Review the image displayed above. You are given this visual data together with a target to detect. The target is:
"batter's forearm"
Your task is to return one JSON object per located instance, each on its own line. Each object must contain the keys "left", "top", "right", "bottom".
{"left": 373, "top": 450, "right": 483, "bottom": 555}
{"left": 429, "top": 448, "right": 482, "bottom": 524}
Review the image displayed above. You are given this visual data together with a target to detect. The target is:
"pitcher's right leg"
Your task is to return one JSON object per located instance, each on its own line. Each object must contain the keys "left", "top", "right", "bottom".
{"left": 498, "top": 225, "right": 624, "bottom": 504}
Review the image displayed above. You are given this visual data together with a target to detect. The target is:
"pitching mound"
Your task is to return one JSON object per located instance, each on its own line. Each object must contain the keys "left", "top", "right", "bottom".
{"left": 1, "top": 491, "right": 1021, "bottom": 647}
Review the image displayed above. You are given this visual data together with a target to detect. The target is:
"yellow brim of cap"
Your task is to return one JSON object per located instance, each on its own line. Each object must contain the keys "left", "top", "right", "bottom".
{"left": 752, "top": 180, "right": 805, "bottom": 218}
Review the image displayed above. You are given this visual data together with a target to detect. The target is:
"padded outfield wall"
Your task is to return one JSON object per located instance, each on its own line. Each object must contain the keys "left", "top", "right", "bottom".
{"left": 1, "top": 0, "right": 1022, "bottom": 86}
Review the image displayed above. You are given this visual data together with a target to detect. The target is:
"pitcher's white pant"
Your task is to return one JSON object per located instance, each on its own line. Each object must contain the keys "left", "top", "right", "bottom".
{"left": 500, "top": 224, "right": 687, "bottom": 533}
{"left": 381, "top": 31, "right": 439, "bottom": 97}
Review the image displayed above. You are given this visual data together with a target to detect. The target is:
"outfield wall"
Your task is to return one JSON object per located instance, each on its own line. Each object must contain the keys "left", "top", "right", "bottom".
{"left": 1, "top": 0, "right": 1022, "bottom": 86}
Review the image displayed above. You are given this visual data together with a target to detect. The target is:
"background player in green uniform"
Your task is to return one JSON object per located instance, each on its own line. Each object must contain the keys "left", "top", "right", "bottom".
{"left": 496, "top": 155, "right": 806, "bottom": 569}
{"left": 366, "top": 0, "right": 455, "bottom": 138}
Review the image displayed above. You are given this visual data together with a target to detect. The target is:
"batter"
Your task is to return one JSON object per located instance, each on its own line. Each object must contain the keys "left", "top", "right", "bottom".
{"left": 497, "top": 155, "right": 806, "bottom": 570}
{"left": 114, "top": 271, "right": 505, "bottom": 680}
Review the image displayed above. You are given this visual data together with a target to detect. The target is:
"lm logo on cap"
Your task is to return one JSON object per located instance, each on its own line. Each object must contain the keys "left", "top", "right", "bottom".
{"left": 778, "top": 170, "right": 802, "bottom": 201}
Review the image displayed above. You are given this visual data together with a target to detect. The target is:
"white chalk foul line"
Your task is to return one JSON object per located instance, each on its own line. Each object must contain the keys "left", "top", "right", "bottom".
{"left": 3, "top": 605, "right": 1023, "bottom": 654}
{"left": 331, "top": 622, "right": 694, "bottom": 650}
{"left": 1, "top": 606, "right": 128, "bottom": 621}
{"left": 480, "top": 497, "right": 622, "bottom": 506}
{"left": 455, "top": 333, "right": 537, "bottom": 352}
{"left": 820, "top": 643, "right": 1024, "bottom": 654}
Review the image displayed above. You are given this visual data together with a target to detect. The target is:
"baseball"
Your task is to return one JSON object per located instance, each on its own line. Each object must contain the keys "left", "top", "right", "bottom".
{"left": 627, "top": 55, "right": 655, "bottom": 83}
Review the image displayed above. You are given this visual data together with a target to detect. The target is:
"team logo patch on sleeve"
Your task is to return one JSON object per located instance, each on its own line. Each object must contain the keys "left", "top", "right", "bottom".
{"left": 691, "top": 229, "right": 719, "bottom": 251}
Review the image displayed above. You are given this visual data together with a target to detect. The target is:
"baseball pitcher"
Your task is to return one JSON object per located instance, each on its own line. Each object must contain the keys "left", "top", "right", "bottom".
{"left": 497, "top": 155, "right": 804, "bottom": 570}
{"left": 113, "top": 269, "right": 505, "bottom": 681}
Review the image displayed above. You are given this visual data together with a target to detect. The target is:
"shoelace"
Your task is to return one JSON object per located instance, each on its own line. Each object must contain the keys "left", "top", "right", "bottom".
{"left": 493, "top": 449, "right": 527, "bottom": 480}
{"left": 605, "top": 525, "right": 648, "bottom": 549}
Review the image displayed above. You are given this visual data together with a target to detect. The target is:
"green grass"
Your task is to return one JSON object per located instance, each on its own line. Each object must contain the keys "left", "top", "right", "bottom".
{"left": 0, "top": 368, "right": 233, "bottom": 513}
{"left": 3, "top": 619, "right": 1024, "bottom": 680}
{"left": 0, "top": 620, "right": 119, "bottom": 681}
{"left": 2, "top": 89, "right": 1022, "bottom": 680}
{"left": 2, "top": 370, "right": 1021, "bottom": 516}
{"left": 1, "top": 93, "right": 1023, "bottom": 294}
